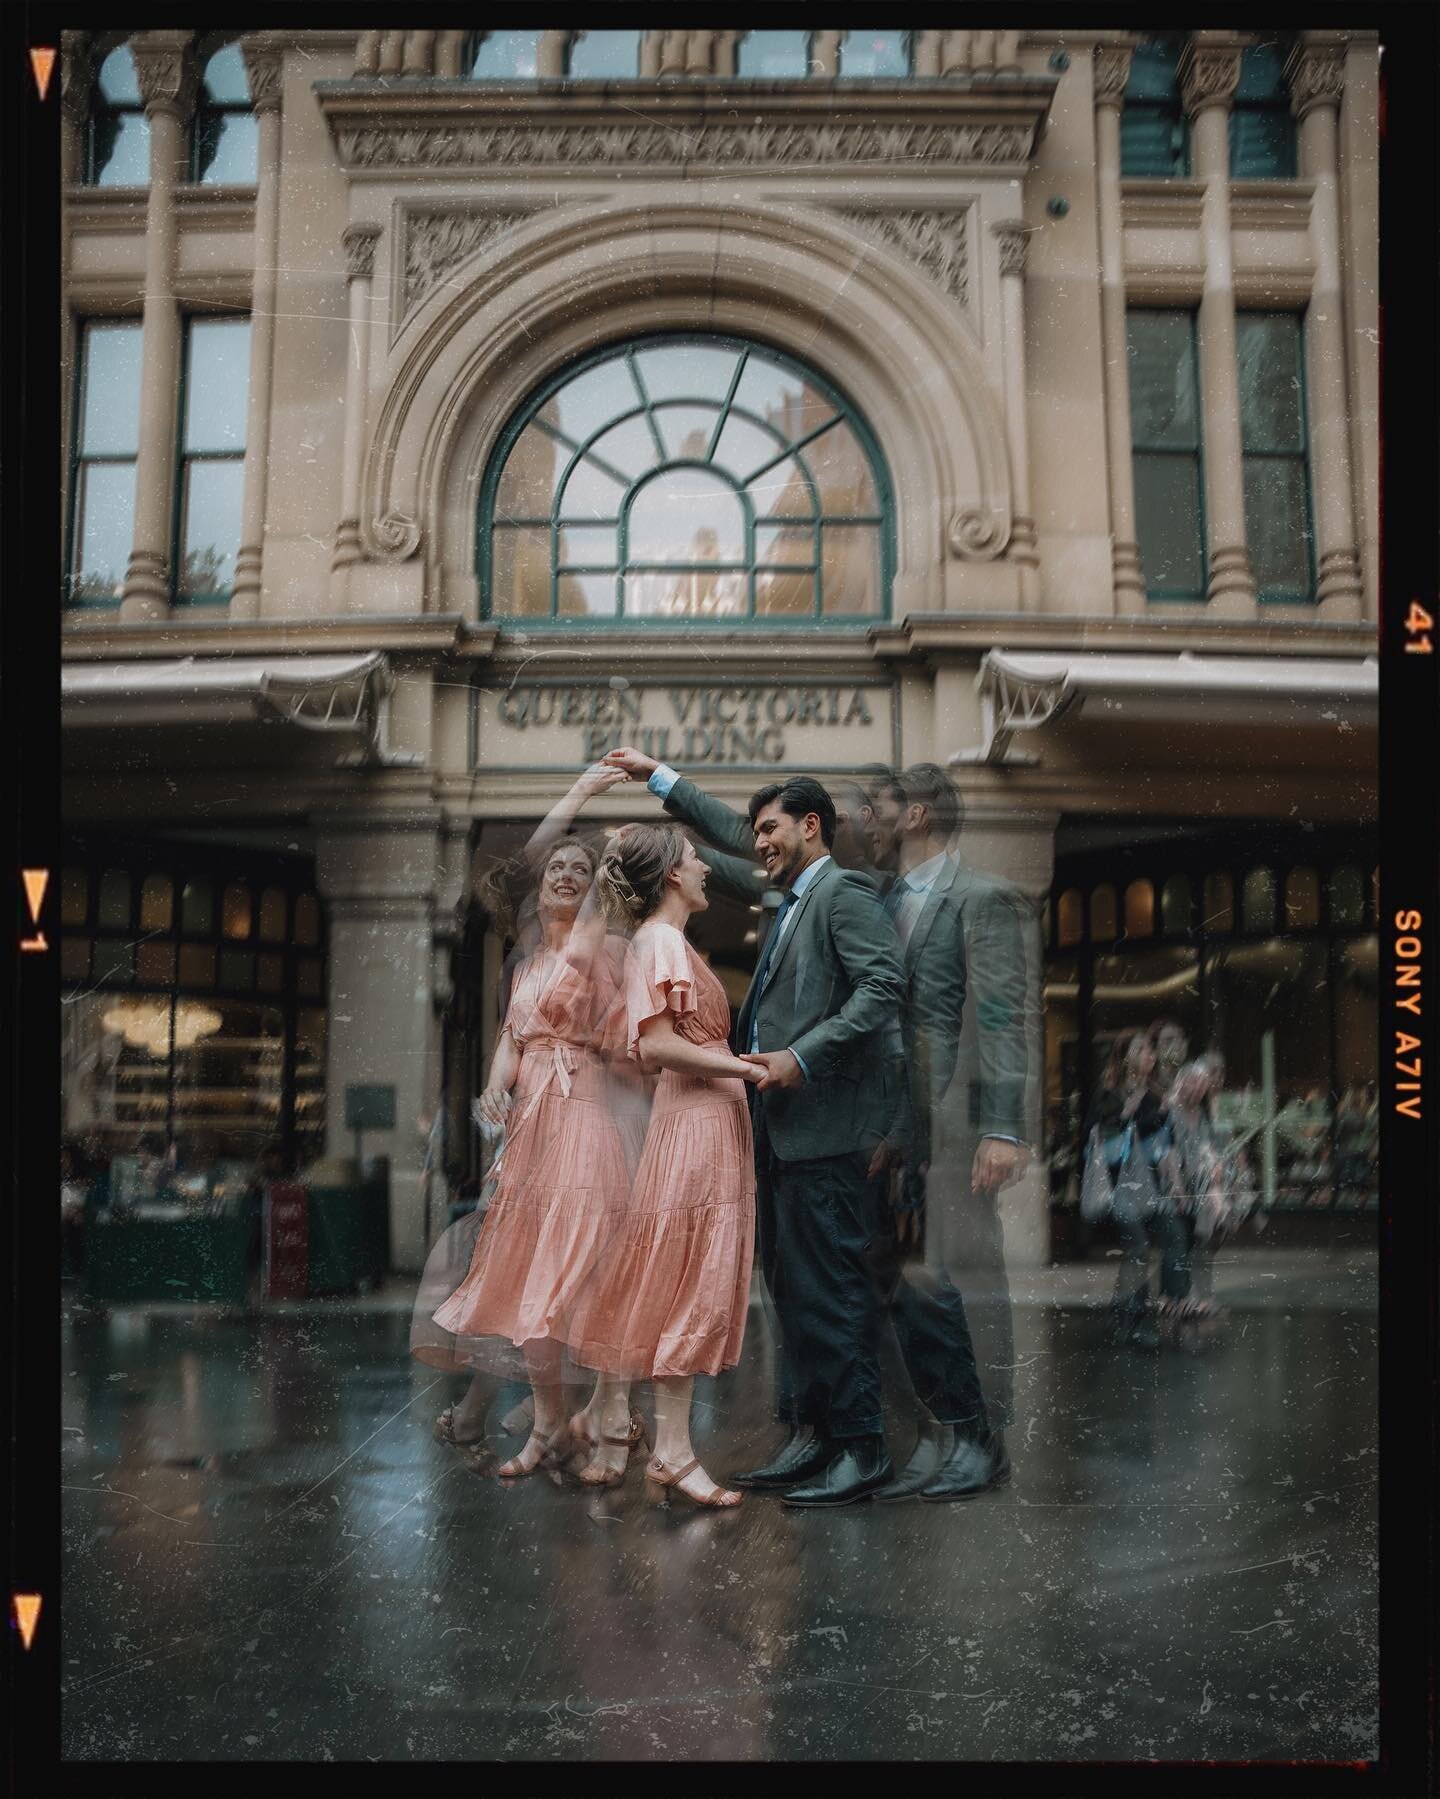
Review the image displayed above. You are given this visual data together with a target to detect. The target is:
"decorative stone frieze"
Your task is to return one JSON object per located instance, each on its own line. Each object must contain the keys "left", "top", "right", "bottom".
{"left": 240, "top": 41, "right": 283, "bottom": 114}
{"left": 402, "top": 208, "right": 537, "bottom": 318}
{"left": 992, "top": 221, "right": 1031, "bottom": 279}
{"left": 131, "top": 34, "right": 198, "bottom": 121}
{"left": 831, "top": 208, "right": 971, "bottom": 312}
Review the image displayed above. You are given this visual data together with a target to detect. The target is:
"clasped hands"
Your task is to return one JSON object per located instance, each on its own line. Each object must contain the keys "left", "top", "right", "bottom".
{"left": 738, "top": 1048, "right": 803, "bottom": 1091}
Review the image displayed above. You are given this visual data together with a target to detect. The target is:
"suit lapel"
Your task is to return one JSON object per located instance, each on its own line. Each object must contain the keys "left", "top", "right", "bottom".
{"left": 903, "top": 854, "right": 960, "bottom": 972}
{"left": 757, "top": 858, "right": 835, "bottom": 1001}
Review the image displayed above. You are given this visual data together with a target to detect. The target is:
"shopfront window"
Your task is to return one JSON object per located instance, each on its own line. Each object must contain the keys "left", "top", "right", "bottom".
{"left": 482, "top": 335, "right": 891, "bottom": 623}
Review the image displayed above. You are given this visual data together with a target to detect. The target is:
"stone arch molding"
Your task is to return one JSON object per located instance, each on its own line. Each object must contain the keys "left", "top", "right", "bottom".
{"left": 360, "top": 202, "right": 1014, "bottom": 614}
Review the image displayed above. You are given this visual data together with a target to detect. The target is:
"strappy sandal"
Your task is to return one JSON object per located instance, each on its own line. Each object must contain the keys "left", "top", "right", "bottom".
{"left": 497, "top": 1422, "right": 573, "bottom": 1480}
{"left": 434, "top": 1406, "right": 491, "bottom": 1470}
{"left": 578, "top": 1411, "right": 651, "bottom": 1489}
{"left": 643, "top": 1453, "right": 742, "bottom": 1510}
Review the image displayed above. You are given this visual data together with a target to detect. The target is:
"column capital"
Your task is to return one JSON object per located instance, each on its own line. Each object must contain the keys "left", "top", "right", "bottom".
{"left": 1178, "top": 37, "right": 1243, "bottom": 119}
{"left": 240, "top": 37, "right": 284, "bottom": 115}
{"left": 130, "top": 31, "right": 199, "bottom": 122}
{"left": 991, "top": 220, "right": 1032, "bottom": 280}
{"left": 1092, "top": 42, "right": 1133, "bottom": 109}
{"left": 342, "top": 222, "right": 383, "bottom": 282}
{"left": 1286, "top": 37, "right": 1347, "bottom": 119}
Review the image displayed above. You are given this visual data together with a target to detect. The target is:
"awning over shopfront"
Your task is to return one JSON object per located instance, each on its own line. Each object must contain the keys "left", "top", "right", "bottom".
{"left": 61, "top": 654, "right": 414, "bottom": 763}
{"left": 957, "top": 651, "right": 1380, "bottom": 765}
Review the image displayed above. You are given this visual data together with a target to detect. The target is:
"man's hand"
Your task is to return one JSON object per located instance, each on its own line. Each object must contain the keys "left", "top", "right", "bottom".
{"left": 739, "top": 1049, "right": 803, "bottom": 1091}
{"left": 971, "top": 1137, "right": 1030, "bottom": 1195}
{"left": 603, "top": 746, "right": 659, "bottom": 781}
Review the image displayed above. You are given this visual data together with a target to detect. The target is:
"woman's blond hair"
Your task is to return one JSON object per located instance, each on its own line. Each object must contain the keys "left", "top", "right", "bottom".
{"left": 595, "top": 823, "right": 687, "bottom": 928}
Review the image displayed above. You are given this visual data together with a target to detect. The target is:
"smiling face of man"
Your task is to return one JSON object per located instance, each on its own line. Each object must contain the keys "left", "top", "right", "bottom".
{"left": 751, "top": 801, "right": 822, "bottom": 890}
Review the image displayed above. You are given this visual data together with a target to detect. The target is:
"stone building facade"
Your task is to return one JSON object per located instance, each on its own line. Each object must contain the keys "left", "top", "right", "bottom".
{"left": 59, "top": 28, "right": 1380, "bottom": 1269}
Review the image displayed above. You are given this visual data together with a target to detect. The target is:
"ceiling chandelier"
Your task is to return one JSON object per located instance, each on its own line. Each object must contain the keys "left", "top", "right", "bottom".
{"left": 102, "top": 998, "right": 224, "bottom": 1057}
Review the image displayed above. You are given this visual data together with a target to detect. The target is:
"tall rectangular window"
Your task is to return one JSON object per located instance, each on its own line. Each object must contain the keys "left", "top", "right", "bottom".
{"left": 1120, "top": 38, "right": 1190, "bottom": 178}
{"left": 176, "top": 316, "right": 250, "bottom": 603}
{"left": 1237, "top": 312, "right": 1314, "bottom": 603}
{"left": 1127, "top": 309, "right": 1205, "bottom": 601}
{"left": 1229, "top": 43, "right": 1297, "bottom": 179}
{"left": 68, "top": 320, "right": 143, "bottom": 605}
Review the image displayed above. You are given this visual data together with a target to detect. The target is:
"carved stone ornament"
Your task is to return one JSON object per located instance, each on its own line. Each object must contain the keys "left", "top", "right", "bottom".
{"left": 1179, "top": 45, "right": 1241, "bottom": 117}
{"left": 332, "top": 119, "right": 1037, "bottom": 174}
{"left": 832, "top": 208, "right": 971, "bottom": 311}
{"left": 991, "top": 222, "right": 1031, "bottom": 279}
{"left": 240, "top": 42, "right": 283, "bottom": 114}
{"left": 130, "top": 39, "right": 199, "bottom": 119}
{"left": 369, "top": 513, "right": 422, "bottom": 561}
{"left": 342, "top": 222, "right": 383, "bottom": 281}
{"left": 1286, "top": 45, "right": 1345, "bottom": 118}
{"left": 1092, "top": 44, "right": 1133, "bottom": 107}
{"left": 402, "top": 209, "right": 535, "bottom": 318}
{"left": 948, "top": 507, "right": 1011, "bottom": 560}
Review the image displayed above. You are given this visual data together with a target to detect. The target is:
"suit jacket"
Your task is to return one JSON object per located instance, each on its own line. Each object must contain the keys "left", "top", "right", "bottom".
{"left": 901, "top": 854, "right": 1030, "bottom": 1154}
{"left": 660, "top": 774, "right": 886, "bottom": 899}
{"left": 659, "top": 777, "right": 902, "bottom": 1161}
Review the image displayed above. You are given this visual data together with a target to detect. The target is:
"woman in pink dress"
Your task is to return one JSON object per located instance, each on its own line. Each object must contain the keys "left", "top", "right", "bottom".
{"left": 426, "top": 831, "right": 649, "bottom": 1479}
{"left": 572, "top": 823, "right": 762, "bottom": 1509}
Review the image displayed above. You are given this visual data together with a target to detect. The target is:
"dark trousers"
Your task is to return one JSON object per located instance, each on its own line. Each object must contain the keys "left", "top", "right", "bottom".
{"left": 1115, "top": 1209, "right": 1192, "bottom": 1310}
{"left": 755, "top": 1137, "right": 887, "bottom": 1441}
{"left": 875, "top": 1245, "right": 989, "bottom": 1434}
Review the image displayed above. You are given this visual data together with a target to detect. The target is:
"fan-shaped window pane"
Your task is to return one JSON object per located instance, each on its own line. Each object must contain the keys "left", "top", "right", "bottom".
{"left": 258, "top": 887, "right": 287, "bottom": 942}
{"left": 1203, "top": 873, "right": 1234, "bottom": 933}
{"left": 1329, "top": 864, "right": 1364, "bottom": 929}
{"left": 470, "top": 31, "right": 542, "bottom": 78}
{"left": 140, "top": 875, "right": 174, "bottom": 933}
{"left": 1057, "top": 888, "right": 1084, "bottom": 949}
{"left": 1160, "top": 875, "right": 1193, "bottom": 935}
{"left": 737, "top": 32, "right": 812, "bottom": 78}
{"left": 1090, "top": 884, "right": 1118, "bottom": 942}
{"left": 222, "top": 882, "right": 252, "bottom": 940}
{"left": 1124, "top": 879, "right": 1156, "bottom": 939}
{"left": 1285, "top": 866, "right": 1320, "bottom": 929}
{"left": 181, "top": 879, "right": 214, "bottom": 935}
{"left": 1242, "top": 866, "right": 1277, "bottom": 934}
{"left": 482, "top": 336, "right": 890, "bottom": 623}
{"left": 566, "top": 31, "right": 641, "bottom": 78}
{"left": 839, "top": 31, "right": 912, "bottom": 76}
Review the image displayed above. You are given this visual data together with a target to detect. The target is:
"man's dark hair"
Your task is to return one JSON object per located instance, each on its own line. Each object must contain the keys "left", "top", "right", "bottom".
{"left": 857, "top": 762, "right": 904, "bottom": 807}
{"left": 899, "top": 762, "right": 963, "bottom": 839}
{"left": 748, "top": 777, "right": 838, "bottom": 848}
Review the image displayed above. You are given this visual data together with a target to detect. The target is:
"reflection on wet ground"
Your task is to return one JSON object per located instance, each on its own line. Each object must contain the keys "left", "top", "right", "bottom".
{"left": 62, "top": 1254, "right": 1377, "bottom": 1762}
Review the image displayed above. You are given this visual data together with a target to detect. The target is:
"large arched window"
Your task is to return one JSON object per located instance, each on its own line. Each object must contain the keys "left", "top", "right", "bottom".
{"left": 192, "top": 42, "right": 257, "bottom": 184}
{"left": 480, "top": 335, "right": 892, "bottom": 624}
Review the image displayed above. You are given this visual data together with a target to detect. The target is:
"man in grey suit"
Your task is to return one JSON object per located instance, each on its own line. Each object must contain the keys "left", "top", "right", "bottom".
{"left": 604, "top": 748, "right": 906, "bottom": 1507}
{"left": 866, "top": 762, "right": 1036, "bottom": 1500}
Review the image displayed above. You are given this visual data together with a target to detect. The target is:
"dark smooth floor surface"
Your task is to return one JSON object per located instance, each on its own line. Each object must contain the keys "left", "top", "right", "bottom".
{"left": 61, "top": 1264, "right": 1377, "bottom": 1763}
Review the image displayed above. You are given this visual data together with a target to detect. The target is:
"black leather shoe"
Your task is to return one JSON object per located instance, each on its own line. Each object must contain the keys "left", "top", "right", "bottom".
{"left": 731, "top": 1426, "right": 832, "bottom": 1491}
{"left": 781, "top": 1436, "right": 894, "bottom": 1508}
{"left": 919, "top": 1431, "right": 1010, "bottom": 1502}
{"left": 872, "top": 1422, "right": 956, "bottom": 1502}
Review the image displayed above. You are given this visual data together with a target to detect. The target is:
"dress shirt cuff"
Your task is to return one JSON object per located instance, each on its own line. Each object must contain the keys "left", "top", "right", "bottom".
{"left": 647, "top": 764, "right": 680, "bottom": 800}
{"left": 790, "top": 1048, "right": 811, "bottom": 1083}
{"left": 981, "top": 1134, "right": 1023, "bottom": 1147}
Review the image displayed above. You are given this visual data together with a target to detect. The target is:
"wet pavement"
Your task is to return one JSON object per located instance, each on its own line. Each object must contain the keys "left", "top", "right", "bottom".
{"left": 61, "top": 1250, "right": 1378, "bottom": 1763}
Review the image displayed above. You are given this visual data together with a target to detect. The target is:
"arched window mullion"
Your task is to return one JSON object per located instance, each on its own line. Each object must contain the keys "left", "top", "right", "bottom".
{"left": 742, "top": 411, "right": 843, "bottom": 486}
{"left": 706, "top": 352, "right": 750, "bottom": 463}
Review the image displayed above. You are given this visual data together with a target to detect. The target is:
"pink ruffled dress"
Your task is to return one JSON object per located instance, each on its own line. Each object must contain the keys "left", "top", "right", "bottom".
{"left": 568, "top": 920, "right": 755, "bottom": 1381}
{"left": 427, "top": 940, "right": 645, "bottom": 1364}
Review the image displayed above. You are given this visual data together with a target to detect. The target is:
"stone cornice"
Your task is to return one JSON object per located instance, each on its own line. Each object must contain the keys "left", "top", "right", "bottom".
{"left": 867, "top": 613, "right": 1377, "bottom": 664}
{"left": 61, "top": 614, "right": 471, "bottom": 661}
{"left": 316, "top": 79, "right": 1058, "bottom": 175}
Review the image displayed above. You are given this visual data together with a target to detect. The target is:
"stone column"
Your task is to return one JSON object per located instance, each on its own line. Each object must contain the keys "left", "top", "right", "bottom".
{"left": 537, "top": 33, "right": 567, "bottom": 78}
{"left": 230, "top": 40, "right": 283, "bottom": 620}
{"left": 992, "top": 222, "right": 1041, "bottom": 609}
{"left": 1287, "top": 35, "right": 1364, "bottom": 619}
{"left": 1181, "top": 35, "right": 1256, "bottom": 615}
{"left": 1093, "top": 44, "right": 1148, "bottom": 612}
{"left": 377, "top": 33, "right": 404, "bottom": 77}
{"left": 121, "top": 33, "right": 197, "bottom": 622}
{"left": 811, "top": 31, "right": 840, "bottom": 76}
{"left": 331, "top": 222, "right": 381, "bottom": 599}
{"left": 434, "top": 33, "right": 465, "bottom": 79}
{"left": 402, "top": 32, "right": 435, "bottom": 78}
{"left": 995, "top": 31, "right": 1023, "bottom": 75}
{"left": 913, "top": 32, "right": 942, "bottom": 78}
{"left": 316, "top": 812, "right": 446, "bottom": 1274}
{"left": 59, "top": 34, "right": 91, "bottom": 188}
{"left": 354, "top": 32, "right": 380, "bottom": 77}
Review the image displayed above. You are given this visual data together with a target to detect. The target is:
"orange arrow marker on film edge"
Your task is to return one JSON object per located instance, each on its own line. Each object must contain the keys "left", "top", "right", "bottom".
{"left": 21, "top": 868, "right": 49, "bottom": 952}
{"left": 30, "top": 48, "right": 56, "bottom": 102}
{"left": 13, "top": 1594, "right": 42, "bottom": 1650}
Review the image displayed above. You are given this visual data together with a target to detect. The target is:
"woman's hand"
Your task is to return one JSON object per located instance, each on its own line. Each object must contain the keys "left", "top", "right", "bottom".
{"left": 736, "top": 1058, "right": 766, "bottom": 1084}
{"left": 475, "top": 1085, "right": 513, "bottom": 1128}
{"left": 573, "top": 761, "right": 630, "bottom": 801}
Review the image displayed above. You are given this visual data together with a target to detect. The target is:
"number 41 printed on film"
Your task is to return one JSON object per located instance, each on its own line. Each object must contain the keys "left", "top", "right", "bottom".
{"left": 1404, "top": 601, "right": 1434, "bottom": 654}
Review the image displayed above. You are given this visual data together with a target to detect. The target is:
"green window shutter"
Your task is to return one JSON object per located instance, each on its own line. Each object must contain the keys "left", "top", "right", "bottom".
{"left": 1127, "top": 310, "right": 1206, "bottom": 601}
{"left": 1237, "top": 313, "right": 1314, "bottom": 602}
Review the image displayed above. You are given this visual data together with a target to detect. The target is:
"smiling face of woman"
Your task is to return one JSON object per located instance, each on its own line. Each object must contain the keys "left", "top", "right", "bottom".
{"left": 668, "top": 836, "right": 710, "bottom": 915}
{"left": 539, "top": 843, "right": 595, "bottom": 920}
